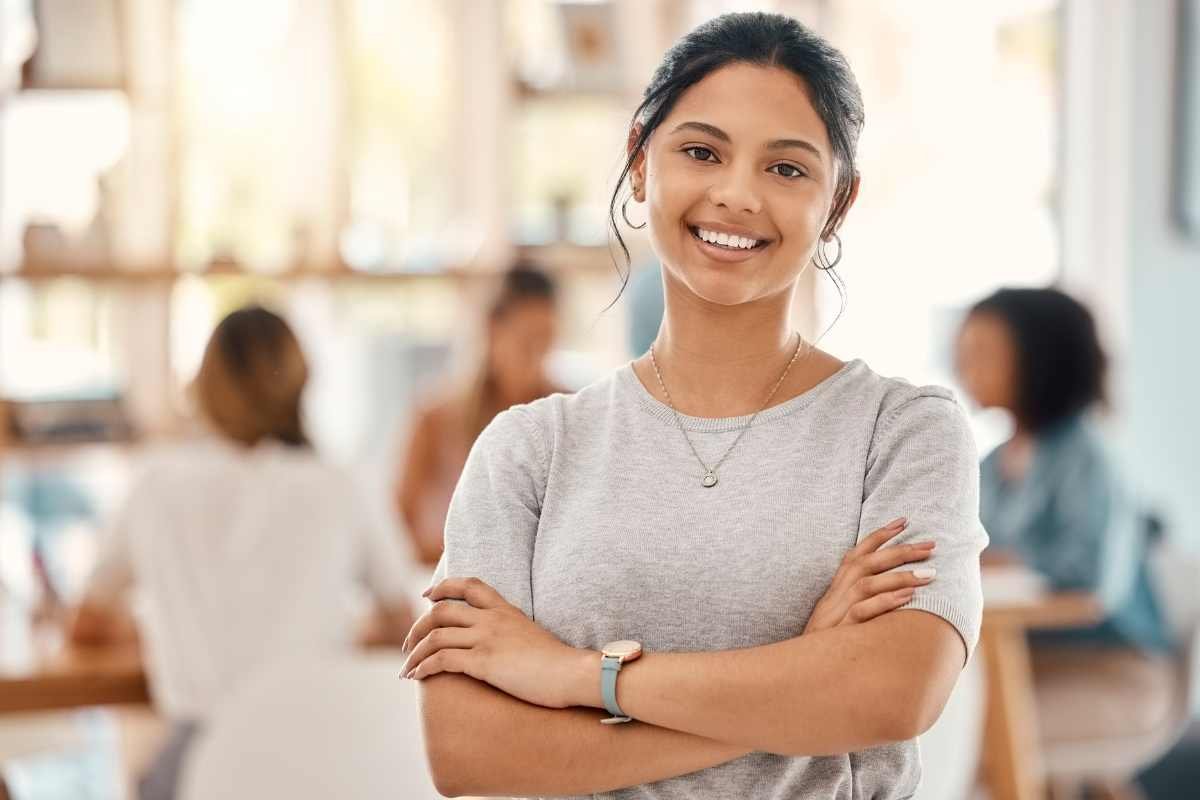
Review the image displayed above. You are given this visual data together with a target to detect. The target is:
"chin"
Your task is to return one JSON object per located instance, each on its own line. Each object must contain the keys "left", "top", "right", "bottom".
{"left": 669, "top": 259, "right": 775, "bottom": 307}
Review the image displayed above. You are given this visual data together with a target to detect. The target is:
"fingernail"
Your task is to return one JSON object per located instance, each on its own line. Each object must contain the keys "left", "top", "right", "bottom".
{"left": 914, "top": 567, "right": 937, "bottom": 580}
{"left": 915, "top": 541, "right": 937, "bottom": 549}
{"left": 887, "top": 517, "right": 907, "bottom": 529}
{"left": 421, "top": 587, "right": 431, "bottom": 598}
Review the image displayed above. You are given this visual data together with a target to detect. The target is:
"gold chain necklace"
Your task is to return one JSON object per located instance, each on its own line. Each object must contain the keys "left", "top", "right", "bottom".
{"left": 648, "top": 332, "right": 808, "bottom": 488}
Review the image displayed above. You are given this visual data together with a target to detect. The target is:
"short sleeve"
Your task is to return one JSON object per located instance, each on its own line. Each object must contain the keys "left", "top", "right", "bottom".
{"left": 429, "top": 406, "right": 548, "bottom": 618}
{"left": 860, "top": 392, "right": 989, "bottom": 661}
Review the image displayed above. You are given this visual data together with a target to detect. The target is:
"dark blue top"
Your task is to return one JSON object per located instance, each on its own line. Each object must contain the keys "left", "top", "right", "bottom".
{"left": 980, "top": 415, "right": 1172, "bottom": 652}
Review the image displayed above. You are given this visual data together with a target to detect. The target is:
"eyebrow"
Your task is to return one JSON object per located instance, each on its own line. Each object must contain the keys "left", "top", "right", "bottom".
{"left": 668, "top": 121, "right": 824, "bottom": 161}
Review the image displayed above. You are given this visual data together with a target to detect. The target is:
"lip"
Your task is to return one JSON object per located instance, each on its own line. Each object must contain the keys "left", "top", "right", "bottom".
{"left": 685, "top": 222, "right": 772, "bottom": 263}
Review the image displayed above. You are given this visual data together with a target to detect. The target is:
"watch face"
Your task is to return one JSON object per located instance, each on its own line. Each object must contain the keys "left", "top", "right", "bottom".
{"left": 602, "top": 640, "right": 642, "bottom": 659}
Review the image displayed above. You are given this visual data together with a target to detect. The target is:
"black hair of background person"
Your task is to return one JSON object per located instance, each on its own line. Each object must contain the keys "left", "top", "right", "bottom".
{"left": 969, "top": 287, "right": 1109, "bottom": 433}
{"left": 491, "top": 262, "right": 558, "bottom": 321}
{"left": 605, "top": 11, "right": 866, "bottom": 315}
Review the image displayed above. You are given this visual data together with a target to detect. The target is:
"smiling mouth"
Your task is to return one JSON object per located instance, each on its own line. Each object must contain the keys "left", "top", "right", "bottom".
{"left": 688, "top": 226, "right": 770, "bottom": 251}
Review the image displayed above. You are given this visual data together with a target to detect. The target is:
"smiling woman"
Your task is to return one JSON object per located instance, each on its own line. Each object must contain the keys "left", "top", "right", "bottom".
{"left": 408, "top": 12, "right": 986, "bottom": 800}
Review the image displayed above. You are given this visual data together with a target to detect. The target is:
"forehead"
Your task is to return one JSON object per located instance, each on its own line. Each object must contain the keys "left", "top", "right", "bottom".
{"left": 960, "top": 313, "right": 1014, "bottom": 346}
{"left": 661, "top": 62, "right": 831, "bottom": 155}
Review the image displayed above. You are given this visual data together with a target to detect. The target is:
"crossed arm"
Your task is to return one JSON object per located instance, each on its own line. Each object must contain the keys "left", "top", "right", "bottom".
{"left": 418, "top": 607, "right": 963, "bottom": 797}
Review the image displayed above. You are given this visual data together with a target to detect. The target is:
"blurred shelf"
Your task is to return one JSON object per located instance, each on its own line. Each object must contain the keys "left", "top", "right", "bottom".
{"left": 0, "top": 247, "right": 618, "bottom": 285}
{"left": 0, "top": 263, "right": 470, "bottom": 285}
{"left": 2, "top": 439, "right": 141, "bottom": 460}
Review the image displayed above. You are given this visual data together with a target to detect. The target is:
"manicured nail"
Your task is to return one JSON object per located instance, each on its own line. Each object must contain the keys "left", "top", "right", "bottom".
{"left": 914, "top": 541, "right": 937, "bottom": 549}
{"left": 914, "top": 567, "right": 937, "bottom": 580}
{"left": 421, "top": 587, "right": 432, "bottom": 598}
{"left": 886, "top": 517, "right": 907, "bottom": 530}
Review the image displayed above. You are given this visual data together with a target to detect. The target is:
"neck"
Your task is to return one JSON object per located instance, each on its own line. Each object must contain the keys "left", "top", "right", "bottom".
{"left": 491, "top": 377, "right": 546, "bottom": 410}
{"left": 647, "top": 274, "right": 804, "bottom": 417}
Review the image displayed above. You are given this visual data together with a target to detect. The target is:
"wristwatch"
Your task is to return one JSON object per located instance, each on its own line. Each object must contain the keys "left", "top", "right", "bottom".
{"left": 599, "top": 640, "right": 642, "bottom": 724}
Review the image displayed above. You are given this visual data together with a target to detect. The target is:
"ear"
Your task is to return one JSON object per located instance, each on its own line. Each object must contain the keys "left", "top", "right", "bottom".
{"left": 823, "top": 172, "right": 861, "bottom": 240}
{"left": 626, "top": 123, "right": 647, "bottom": 202}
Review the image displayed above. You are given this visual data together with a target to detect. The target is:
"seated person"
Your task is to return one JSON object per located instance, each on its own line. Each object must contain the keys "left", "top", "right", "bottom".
{"left": 68, "top": 306, "right": 415, "bottom": 800}
{"left": 394, "top": 264, "right": 563, "bottom": 567}
{"left": 956, "top": 287, "right": 1174, "bottom": 746}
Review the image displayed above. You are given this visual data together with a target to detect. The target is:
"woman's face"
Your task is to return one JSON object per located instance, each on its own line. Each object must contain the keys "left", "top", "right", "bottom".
{"left": 630, "top": 63, "right": 852, "bottom": 307}
{"left": 955, "top": 312, "right": 1019, "bottom": 412}
{"left": 489, "top": 299, "right": 558, "bottom": 398}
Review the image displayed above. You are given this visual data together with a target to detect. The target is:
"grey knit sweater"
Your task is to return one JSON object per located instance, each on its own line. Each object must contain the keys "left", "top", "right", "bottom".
{"left": 434, "top": 359, "right": 988, "bottom": 799}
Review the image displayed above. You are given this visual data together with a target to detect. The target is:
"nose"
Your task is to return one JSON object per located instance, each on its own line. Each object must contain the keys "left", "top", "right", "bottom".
{"left": 707, "top": 164, "right": 763, "bottom": 215}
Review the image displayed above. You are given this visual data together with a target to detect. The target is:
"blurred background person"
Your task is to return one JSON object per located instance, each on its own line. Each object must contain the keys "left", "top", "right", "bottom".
{"left": 65, "top": 306, "right": 415, "bottom": 800}
{"left": 394, "top": 264, "right": 563, "bottom": 567}
{"left": 955, "top": 287, "right": 1180, "bottom": 793}
{"left": 956, "top": 287, "right": 1169, "bottom": 654}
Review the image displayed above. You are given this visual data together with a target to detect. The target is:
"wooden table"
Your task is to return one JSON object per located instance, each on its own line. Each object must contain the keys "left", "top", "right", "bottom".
{"left": 980, "top": 569, "right": 1103, "bottom": 800}
{"left": 0, "top": 597, "right": 149, "bottom": 714}
{"left": 0, "top": 640, "right": 149, "bottom": 714}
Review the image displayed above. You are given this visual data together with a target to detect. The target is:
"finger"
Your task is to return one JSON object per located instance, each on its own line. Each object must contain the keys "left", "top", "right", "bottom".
{"left": 846, "top": 588, "right": 916, "bottom": 624}
{"left": 854, "top": 568, "right": 937, "bottom": 601}
{"left": 849, "top": 518, "right": 908, "bottom": 558}
{"left": 402, "top": 600, "right": 480, "bottom": 653}
{"left": 831, "top": 520, "right": 910, "bottom": 592}
{"left": 856, "top": 541, "right": 936, "bottom": 577}
{"left": 403, "top": 626, "right": 479, "bottom": 677}
{"left": 410, "top": 649, "right": 474, "bottom": 681}
{"left": 425, "top": 577, "right": 508, "bottom": 610}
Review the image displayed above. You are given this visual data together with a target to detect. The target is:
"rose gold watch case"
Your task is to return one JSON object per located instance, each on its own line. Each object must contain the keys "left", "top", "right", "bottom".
{"left": 601, "top": 639, "right": 643, "bottom": 663}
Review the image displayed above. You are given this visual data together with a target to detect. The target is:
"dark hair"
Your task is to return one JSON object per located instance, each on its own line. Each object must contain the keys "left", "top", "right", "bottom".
{"left": 608, "top": 12, "right": 865, "bottom": 300}
{"left": 968, "top": 288, "right": 1108, "bottom": 432}
{"left": 460, "top": 263, "right": 559, "bottom": 440}
{"left": 194, "top": 305, "right": 310, "bottom": 448}
{"left": 488, "top": 262, "right": 558, "bottom": 321}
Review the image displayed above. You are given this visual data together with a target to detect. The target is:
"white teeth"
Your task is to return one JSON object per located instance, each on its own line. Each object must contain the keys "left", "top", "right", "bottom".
{"left": 695, "top": 227, "right": 761, "bottom": 250}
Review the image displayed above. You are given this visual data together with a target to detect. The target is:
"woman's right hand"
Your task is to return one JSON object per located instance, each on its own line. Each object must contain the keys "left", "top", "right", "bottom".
{"left": 803, "top": 518, "right": 937, "bottom": 635}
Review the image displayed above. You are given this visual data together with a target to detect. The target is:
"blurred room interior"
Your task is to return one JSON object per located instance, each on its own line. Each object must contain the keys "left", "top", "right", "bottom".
{"left": 0, "top": 0, "right": 1198, "bottom": 798}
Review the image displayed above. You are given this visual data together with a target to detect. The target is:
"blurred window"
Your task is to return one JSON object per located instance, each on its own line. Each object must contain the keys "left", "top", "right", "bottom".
{"left": 0, "top": 91, "right": 129, "bottom": 269}
{"left": 816, "top": 0, "right": 1061, "bottom": 405}
{"left": 342, "top": 0, "right": 458, "bottom": 271}
{"left": 174, "top": 0, "right": 344, "bottom": 273}
{"left": 506, "top": 0, "right": 631, "bottom": 246}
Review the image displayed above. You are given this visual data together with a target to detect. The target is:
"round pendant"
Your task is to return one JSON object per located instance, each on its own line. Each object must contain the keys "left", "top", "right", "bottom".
{"left": 702, "top": 471, "right": 718, "bottom": 488}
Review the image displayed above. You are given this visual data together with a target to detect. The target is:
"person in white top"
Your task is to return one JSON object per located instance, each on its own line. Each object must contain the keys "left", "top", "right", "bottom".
{"left": 67, "top": 306, "right": 415, "bottom": 800}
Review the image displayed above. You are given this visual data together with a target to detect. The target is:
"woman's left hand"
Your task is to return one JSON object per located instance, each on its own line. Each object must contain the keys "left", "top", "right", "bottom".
{"left": 401, "top": 577, "right": 595, "bottom": 709}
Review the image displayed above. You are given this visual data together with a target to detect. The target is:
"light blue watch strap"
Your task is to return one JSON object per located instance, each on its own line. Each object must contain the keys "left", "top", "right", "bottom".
{"left": 600, "top": 654, "right": 631, "bottom": 723}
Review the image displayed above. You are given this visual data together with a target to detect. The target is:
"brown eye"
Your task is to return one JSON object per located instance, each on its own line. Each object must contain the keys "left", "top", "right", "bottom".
{"left": 684, "top": 146, "right": 717, "bottom": 162}
{"left": 769, "top": 163, "right": 805, "bottom": 179}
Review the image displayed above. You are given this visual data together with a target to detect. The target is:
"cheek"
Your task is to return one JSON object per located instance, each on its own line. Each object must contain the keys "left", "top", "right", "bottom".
{"left": 645, "top": 164, "right": 694, "bottom": 231}
{"left": 490, "top": 335, "right": 517, "bottom": 368}
{"left": 781, "top": 196, "right": 826, "bottom": 253}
